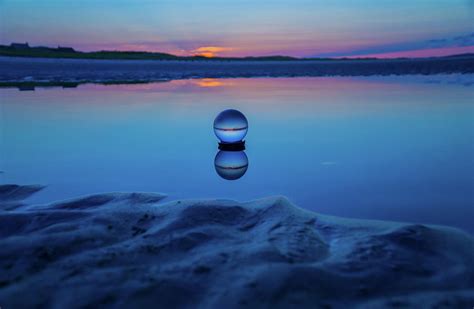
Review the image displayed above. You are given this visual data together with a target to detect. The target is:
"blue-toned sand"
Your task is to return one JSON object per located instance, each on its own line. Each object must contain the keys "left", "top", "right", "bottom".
{"left": 0, "top": 185, "right": 473, "bottom": 308}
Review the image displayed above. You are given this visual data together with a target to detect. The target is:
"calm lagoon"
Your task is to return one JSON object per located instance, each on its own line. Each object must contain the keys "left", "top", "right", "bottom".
{"left": 1, "top": 76, "right": 473, "bottom": 232}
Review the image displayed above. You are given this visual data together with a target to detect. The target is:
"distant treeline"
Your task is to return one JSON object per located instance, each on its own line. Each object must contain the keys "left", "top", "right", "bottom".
{"left": 0, "top": 42, "right": 371, "bottom": 61}
{"left": 0, "top": 43, "right": 305, "bottom": 61}
{"left": 1, "top": 43, "right": 472, "bottom": 61}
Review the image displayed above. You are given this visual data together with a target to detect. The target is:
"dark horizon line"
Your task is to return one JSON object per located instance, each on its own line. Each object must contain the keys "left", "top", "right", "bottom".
{"left": 2, "top": 42, "right": 473, "bottom": 61}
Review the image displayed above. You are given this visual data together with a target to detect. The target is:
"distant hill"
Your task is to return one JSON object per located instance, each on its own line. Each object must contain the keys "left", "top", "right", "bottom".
{"left": 0, "top": 43, "right": 473, "bottom": 61}
{"left": 0, "top": 43, "right": 181, "bottom": 60}
{"left": 440, "top": 53, "right": 474, "bottom": 58}
{"left": 0, "top": 43, "right": 299, "bottom": 61}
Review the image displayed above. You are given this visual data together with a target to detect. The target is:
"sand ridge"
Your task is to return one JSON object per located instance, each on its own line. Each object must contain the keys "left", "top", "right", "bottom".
{"left": 0, "top": 185, "right": 473, "bottom": 308}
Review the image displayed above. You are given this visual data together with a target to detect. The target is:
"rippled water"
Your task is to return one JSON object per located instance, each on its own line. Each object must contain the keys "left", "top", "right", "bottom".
{"left": 1, "top": 76, "right": 473, "bottom": 232}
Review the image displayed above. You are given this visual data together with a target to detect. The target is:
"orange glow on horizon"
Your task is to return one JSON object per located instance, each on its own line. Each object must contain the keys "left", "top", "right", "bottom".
{"left": 197, "top": 52, "right": 215, "bottom": 58}
{"left": 66, "top": 41, "right": 473, "bottom": 59}
{"left": 192, "top": 46, "right": 234, "bottom": 57}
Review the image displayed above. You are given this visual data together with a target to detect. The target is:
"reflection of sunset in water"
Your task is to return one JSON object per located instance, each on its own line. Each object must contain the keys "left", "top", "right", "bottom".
{"left": 194, "top": 79, "right": 226, "bottom": 88}
{"left": 40, "top": 76, "right": 471, "bottom": 119}
{"left": 55, "top": 77, "right": 449, "bottom": 115}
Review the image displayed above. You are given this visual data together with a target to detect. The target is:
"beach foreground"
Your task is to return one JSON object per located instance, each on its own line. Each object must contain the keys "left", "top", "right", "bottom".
{"left": 0, "top": 185, "right": 473, "bottom": 308}
{"left": 1, "top": 55, "right": 473, "bottom": 86}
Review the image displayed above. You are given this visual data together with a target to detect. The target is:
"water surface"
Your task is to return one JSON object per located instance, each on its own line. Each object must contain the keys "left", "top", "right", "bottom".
{"left": 1, "top": 76, "right": 473, "bottom": 232}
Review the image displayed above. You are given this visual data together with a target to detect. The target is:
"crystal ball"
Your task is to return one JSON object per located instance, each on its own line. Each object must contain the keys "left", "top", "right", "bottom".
{"left": 214, "top": 150, "right": 248, "bottom": 180}
{"left": 213, "top": 109, "right": 248, "bottom": 143}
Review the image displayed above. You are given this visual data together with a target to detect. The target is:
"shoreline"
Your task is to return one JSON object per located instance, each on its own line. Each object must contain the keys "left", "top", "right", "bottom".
{"left": 1, "top": 56, "right": 473, "bottom": 85}
{"left": 1, "top": 73, "right": 472, "bottom": 91}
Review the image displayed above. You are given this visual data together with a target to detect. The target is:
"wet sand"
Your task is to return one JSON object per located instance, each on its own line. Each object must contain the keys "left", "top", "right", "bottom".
{"left": 1, "top": 55, "right": 473, "bottom": 85}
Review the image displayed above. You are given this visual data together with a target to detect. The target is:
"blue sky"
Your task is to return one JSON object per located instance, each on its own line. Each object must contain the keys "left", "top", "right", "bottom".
{"left": 1, "top": 0, "right": 473, "bottom": 57}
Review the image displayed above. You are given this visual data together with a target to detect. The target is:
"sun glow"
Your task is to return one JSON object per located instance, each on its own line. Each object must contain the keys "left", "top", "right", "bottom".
{"left": 193, "top": 46, "right": 233, "bottom": 57}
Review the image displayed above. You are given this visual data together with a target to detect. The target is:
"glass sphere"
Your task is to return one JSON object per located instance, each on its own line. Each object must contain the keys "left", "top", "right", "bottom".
{"left": 213, "top": 109, "right": 248, "bottom": 143}
{"left": 214, "top": 150, "right": 248, "bottom": 180}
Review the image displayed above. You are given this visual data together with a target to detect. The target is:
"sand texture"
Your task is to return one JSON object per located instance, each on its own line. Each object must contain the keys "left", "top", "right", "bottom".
{"left": 0, "top": 185, "right": 473, "bottom": 308}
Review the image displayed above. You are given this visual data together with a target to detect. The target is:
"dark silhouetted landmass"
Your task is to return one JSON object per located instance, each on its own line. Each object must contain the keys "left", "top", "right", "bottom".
{"left": 0, "top": 43, "right": 299, "bottom": 61}
{"left": 440, "top": 53, "right": 474, "bottom": 58}
{"left": 5, "top": 42, "right": 470, "bottom": 61}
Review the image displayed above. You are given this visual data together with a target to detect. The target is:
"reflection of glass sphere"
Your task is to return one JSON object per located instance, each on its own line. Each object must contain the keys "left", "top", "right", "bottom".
{"left": 214, "top": 150, "right": 248, "bottom": 180}
{"left": 214, "top": 109, "right": 248, "bottom": 143}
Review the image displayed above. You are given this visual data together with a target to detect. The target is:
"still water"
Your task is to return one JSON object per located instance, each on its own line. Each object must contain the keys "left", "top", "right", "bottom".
{"left": 1, "top": 77, "right": 473, "bottom": 232}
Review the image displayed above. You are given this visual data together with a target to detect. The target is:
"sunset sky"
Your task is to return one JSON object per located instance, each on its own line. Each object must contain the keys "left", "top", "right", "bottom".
{"left": 1, "top": 0, "right": 473, "bottom": 58}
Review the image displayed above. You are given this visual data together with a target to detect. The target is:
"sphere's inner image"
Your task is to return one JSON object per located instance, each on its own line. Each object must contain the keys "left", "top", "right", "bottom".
{"left": 214, "top": 150, "right": 249, "bottom": 180}
{"left": 214, "top": 109, "right": 248, "bottom": 143}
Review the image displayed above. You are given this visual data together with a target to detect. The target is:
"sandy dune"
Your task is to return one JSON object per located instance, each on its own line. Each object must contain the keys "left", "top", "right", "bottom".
{"left": 0, "top": 185, "right": 473, "bottom": 308}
